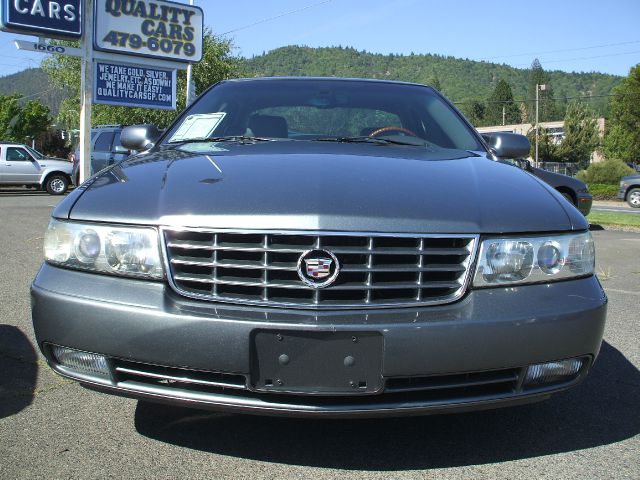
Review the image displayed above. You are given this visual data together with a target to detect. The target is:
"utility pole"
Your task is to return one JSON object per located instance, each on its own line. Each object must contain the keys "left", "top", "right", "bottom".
{"left": 535, "top": 84, "right": 546, "bottom": 168}
{"left": 185, "top": 0, "right": 196, "bottom": 106}
{"left": 502, "top": 105, "right": 506, "bottom": 126}
{"left": 79, "top": 0, "right": 94, "bottom": 184}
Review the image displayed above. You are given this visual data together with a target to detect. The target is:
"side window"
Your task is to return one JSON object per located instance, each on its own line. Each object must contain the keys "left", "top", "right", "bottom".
{"left": 112, "top": 132, "right": 128, "bottom": 153}
{"left": 6, "top": 147, "right": 31, "bottom": 161}
{"left": 94, "top": 132, "right": 115, "bottom": 152}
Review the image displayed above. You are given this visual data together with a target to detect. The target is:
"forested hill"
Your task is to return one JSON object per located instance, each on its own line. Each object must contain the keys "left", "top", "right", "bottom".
{"left": 0, "top": 68, "right": 66, "bottom": 117}
{"left": 243, "top": 46, "right": 622, "bottom": 120}
{"left": 0, "top": 46, "right": 623, "bottom": 124}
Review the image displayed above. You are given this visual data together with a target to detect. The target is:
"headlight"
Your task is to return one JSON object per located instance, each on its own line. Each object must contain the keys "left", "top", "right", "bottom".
{"left": 473, "top": 231, "right": 594, "bottom": 287}
{"left": 44, "top": 219, "right": 163, "bottom": 279}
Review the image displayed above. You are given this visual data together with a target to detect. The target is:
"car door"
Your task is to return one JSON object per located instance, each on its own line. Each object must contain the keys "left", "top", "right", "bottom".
{"left": 92, "top": 132, "right": 115, "bottom": 173}
{"left": 0, "top": 146, "right": 5, "bottom": 183}
{"left": 3, "top": 146, "right": 41, "bottom": 183}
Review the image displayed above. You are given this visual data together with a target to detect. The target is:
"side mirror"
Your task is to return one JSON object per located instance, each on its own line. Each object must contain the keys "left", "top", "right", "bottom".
{"left": 482, "top": 132, "right": 531, "bottom": 159}
{"left": 120, "top": 124, "right": 161, "bottom": 151}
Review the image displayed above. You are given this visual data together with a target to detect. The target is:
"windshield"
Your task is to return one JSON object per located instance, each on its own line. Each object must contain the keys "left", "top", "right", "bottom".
{"left": 26, "top": 146, "right": 44, "bottom": 159}
{"left": 163, "top": 79, "right": 483, "bottom": 151}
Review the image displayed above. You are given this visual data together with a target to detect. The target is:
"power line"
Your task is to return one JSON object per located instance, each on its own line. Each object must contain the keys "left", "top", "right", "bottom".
{"left": 483, "top": 40, "right": 640, "bottom": 61}
{"left": 512, "top": 49, "right": 640, "bottom": 68}
{"left": 221, "top": 0, "right": 334, "bottom": 35}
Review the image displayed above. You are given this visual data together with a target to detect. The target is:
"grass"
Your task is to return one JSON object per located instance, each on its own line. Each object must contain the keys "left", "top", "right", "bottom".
{"left": 587, "top": 211, "right": 640, "bottom": 228}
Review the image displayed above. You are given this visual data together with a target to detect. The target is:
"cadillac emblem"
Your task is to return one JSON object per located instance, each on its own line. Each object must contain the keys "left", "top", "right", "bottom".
{"left": 297, "top": 249, "right": 340, "bottom": 288}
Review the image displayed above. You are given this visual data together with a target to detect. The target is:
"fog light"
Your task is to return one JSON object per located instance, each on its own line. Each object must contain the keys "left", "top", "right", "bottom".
{"left": 524, "top": 358, "right": 583, "bottom": 388}
{"left": 51, "top": 345, "right": 110, "bottom": 379}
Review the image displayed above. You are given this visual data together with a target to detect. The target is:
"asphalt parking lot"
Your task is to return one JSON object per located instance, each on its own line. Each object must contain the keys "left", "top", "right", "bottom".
{"left": 1, "top": 189, "right": 638, "bottom": 479}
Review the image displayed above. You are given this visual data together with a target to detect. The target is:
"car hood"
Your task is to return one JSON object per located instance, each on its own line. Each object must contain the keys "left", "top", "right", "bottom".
{"left": 621, "top": 175, "right": 640, "bottom": 182}
{"left": 57, "top": 141, "right": 585, "bottom": 233}
{"left": 41, "top": 157, "right": 71, "bottom": 166}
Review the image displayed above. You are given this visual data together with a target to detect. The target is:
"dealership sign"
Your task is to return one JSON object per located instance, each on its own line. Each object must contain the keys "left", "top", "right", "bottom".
{"left": 0, "top": 0, "right": 82, "bottom": 38}
{"left": 93, "top": 61, "right": 177, "bottom": 110}
{"left": 94, "top": 0, "right": 203, "bottom": 62}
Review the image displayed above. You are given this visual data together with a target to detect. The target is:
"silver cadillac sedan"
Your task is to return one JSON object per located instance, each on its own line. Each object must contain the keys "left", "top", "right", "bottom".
{"left": 31, "top": 77, "right": 607, "bottom": 417}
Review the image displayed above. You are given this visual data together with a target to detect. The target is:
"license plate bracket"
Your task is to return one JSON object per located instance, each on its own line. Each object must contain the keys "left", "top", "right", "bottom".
{"left": 251, "top": 330, "right": 383, "bottom": 395}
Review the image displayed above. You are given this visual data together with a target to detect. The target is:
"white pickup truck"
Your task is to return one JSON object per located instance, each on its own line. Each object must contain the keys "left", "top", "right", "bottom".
{"left": 0, "top": 143, "right": 73, "bottom": 194}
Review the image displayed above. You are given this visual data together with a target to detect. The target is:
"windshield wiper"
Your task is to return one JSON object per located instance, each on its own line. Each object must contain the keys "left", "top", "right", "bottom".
{"left": 313, "top": 136, "right": 427, "bottom": 146}
{"left": 169, "top": 135, "right": 274, "bottom": 145}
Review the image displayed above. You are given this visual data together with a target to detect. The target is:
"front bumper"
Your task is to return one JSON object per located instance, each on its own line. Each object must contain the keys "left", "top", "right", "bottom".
{"left": 32, "top": 264, "right": 607, "bottom": 417}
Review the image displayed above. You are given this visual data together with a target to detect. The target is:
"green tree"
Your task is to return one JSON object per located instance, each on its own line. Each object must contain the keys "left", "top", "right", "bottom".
{"left": 485, "top": 79, "right": 519, "bottom": 125}
{"left": 0, "top": 94, "right": 50, "bottom": 143}
{"left": 461, "top": 101, "right": 486, "bottom": 126}
{"left": 0, "top": 94, "right": 22, "bottom": 138}
{"left": 428, "top": 75, "right": 442, "bottom": 92}
{"left": 602, "top": 63, "right": 640, "bottom": 162}
{"left": 527, "top": 126, "right": 562, "bottom": 162}
{"left": 14, "top": 100, "right": 51, "bottom": 142}
{"left": 43, "top": 31, "right": 241, "bottom": 129}
{"left": 527, "top": 58, "right": 557, "bottom": 123}
{"left": 557, "top": 101, "right": 600, "bottom": 168}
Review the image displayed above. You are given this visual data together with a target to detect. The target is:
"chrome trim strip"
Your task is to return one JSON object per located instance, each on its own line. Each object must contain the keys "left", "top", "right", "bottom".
{"left": 160, "top": 227, "right": 480, "bottom": 310}
{"left": 114, "top": 366, "right": 246, "bottom": 390}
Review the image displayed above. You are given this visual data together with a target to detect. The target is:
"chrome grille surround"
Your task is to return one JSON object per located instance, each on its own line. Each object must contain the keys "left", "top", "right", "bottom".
{"left": 161, "top": 228, "right": 479, "bottom": 309}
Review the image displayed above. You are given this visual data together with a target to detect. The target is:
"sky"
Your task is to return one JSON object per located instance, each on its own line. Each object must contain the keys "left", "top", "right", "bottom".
{"left": 0, "top": 0, "right": 639, "bottom": 77}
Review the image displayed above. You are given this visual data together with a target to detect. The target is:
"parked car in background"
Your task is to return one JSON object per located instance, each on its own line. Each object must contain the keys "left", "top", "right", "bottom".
{"left": 71, "top": 126, "right": 130, "bottom": 185}
{"left": 32, "top": 77, "right": 606, "bottom": 418}
{"left": 618, "top": 174, "right": 640, "bottom": 208}
{"left": 0, "top": 142, "right": 72, "bottom": 194}
{"left": 498, "top": 158, "right": 593, "bottom": 216}
{"left": 625, "top": 162, "right": 640, "bottom": 173}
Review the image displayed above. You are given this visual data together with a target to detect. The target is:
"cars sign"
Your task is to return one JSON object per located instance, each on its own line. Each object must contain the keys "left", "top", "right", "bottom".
{"left": 0, "top": 0, "right": 82, "bottom": 38}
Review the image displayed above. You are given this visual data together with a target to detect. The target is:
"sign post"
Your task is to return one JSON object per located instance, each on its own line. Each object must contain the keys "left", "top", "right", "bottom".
{"left": 185, "top": 0, "right": 195, "bottom": 106}
{"left": 79, "top": 0, "right": 93, "bottom": 184}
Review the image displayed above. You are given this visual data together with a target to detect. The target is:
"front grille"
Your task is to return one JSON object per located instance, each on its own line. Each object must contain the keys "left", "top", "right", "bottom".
{"left": 385, "top": 368, "right": 520, "bottom": 393}
{"left": 163, "top": 229, "right": 477, "bottom": 309}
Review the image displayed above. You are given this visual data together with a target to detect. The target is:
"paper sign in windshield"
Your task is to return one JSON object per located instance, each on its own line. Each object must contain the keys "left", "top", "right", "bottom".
{"left": 169, "top": 113, "right": 226, "bottom": 142}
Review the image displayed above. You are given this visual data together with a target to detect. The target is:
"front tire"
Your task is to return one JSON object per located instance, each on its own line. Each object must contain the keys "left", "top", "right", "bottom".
{"left": 627, "top": 188, "right": 640, "bottom": 208}
{"left": 45, "top": 174, "right": 69, "bottom": 195}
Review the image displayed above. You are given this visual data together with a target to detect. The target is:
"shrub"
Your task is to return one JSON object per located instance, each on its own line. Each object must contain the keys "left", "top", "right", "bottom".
{"left": 588, "top": 183, "right": 620, "bottom": 200}
{"left": 576, "top": 159, "right": 635, "bottom": 184}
